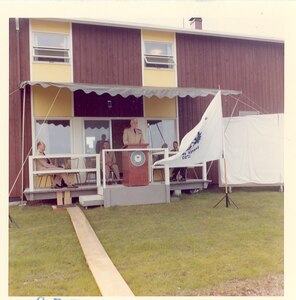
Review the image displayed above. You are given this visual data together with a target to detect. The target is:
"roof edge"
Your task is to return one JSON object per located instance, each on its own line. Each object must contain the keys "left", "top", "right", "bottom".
{"left": 44, "top": 17, "right": 284, "bottom": 44}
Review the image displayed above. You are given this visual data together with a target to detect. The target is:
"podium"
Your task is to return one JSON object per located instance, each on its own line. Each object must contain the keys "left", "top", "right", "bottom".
{"left": 122, "top": 144, "right": 149, "bottom": 187}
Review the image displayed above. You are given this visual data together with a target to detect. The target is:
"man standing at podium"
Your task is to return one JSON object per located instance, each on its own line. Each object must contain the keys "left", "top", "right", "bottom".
{"left": 123, "top": 118, "right": 145, "bottom": 146}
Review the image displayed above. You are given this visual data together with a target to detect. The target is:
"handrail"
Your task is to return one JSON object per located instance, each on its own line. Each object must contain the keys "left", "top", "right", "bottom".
{"left": 31, "top": 153, "right": 97, "bottom": 159}
{"left": 100, "top": 147, "right": 207, "bottom": 187}
{"left": 28, "top": 154, "right": 100, "bottom": 191}
{"left": 32, "top": 169, "right": 96, "bottom": 175}
{"left": 101, "top": 148, "right": 170, "bottom": 188}
{"left": 150, "top": 150, "right": 207, "bottom": 182}
{"left": 28, "top": 150, "right": 208, "bottom": 192}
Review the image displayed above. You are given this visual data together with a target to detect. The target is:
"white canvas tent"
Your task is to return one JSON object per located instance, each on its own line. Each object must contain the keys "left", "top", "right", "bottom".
{"left": 220, "top": 114, "right": 284, "bottom": 187}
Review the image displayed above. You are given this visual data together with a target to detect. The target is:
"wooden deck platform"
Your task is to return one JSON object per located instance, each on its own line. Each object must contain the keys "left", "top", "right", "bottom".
{"left": 24, "top": 184, "right": 97, "bottom": 201}
{"left": 169, "top": 179, "right": 211, "bottom": 191}
{"left": 24, "top": 179, "right": 211, "bottom": 205}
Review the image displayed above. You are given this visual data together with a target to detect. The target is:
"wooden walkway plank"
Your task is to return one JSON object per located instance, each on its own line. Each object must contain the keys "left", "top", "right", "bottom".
{"left": 67, "top": 206, "right": 134, "bottom": 297}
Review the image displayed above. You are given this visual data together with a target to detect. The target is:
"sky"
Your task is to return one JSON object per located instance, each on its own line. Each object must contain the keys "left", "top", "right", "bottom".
{"left": 0, "top": 0, "right": 290, "bottom": 39}
{"left": 77, "top": 0, "right": 286, "bottom": 39}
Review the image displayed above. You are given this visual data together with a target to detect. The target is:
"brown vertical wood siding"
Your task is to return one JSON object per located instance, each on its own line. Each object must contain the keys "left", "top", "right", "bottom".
{"left": 176, "top": 34, "right": 284, "bottom": 184}
{"left": 72, "top": 23, "right": 142, "bottom": 85}
{"left": 9, "top": 18, "right": 31, "bottom": 199}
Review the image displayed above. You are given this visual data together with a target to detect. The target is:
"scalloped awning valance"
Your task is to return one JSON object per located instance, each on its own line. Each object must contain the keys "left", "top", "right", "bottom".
{"left": 20, "top": 81, "right": 241, "bottom": 99}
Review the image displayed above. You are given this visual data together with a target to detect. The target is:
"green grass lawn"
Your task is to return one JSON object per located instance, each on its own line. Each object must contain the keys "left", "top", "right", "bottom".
{"left": 84, "top": 189, "right": 284, "bottom": 296}
{"left": 9, "top": 189, "right": 284, "bottom": 296}
{"left": 9, "top": 205, "right": 100, "bottom": 296}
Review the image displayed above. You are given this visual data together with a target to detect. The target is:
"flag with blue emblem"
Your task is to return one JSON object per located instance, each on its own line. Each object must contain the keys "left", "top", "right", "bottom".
{"left": 154, "top": 91, "right": 223, "bottom": 167}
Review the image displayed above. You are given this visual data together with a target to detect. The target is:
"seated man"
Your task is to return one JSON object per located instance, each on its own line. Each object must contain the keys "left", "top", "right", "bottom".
{"left": 170, "top": 141, "right": 187, "bottom": 181}
{"left": 100, "top": 141, "right": 120, "bottom": 184}
{"left": 155, "top": 143, "right": 168, "bottom": 162}
{"left": 35, "top": 141, "right": 77, "bottom": 188}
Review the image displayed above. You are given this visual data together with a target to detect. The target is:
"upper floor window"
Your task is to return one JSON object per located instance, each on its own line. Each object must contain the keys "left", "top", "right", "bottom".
{"left": 144, "top": 41, "right": 175, "bottom": 69}
{"left": 33, "top": 32, "right": 70, "bottom": 63}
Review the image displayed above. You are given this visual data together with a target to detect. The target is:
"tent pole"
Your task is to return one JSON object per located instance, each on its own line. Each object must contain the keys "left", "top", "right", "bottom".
{"left": 222, "top": 117, "right": 230, "bottom": 207}
{"left": 223, "top": 157, "right": 228, "bottom": 194}
{"left": 213, "top": 89, "right": 238, "bottom": 209}
{"left": 221, "top": 85, "right": 228, "bottom": 197}
{"left": 213, "top": 141, "right": 238, "bottom": 208}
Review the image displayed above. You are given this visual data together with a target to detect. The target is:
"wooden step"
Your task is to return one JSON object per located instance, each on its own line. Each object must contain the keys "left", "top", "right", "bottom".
{"left": 79, "top": 194, "right": 104, "bottom": 209}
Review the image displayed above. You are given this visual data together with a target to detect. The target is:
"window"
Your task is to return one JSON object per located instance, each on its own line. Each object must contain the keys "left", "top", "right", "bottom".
{"left": 84, "top": 120, "right": 110, "bottom": 154}
{"left": 35, "top": 120, "right": 71, "bottom": 154}
{"left": 33, "top": 32, "right": 70, "bottom": 63}
{"left": 147, "top": 120, "right": 177, "bottom": 149}
{"left": 144, "top": 41, "right": 175, "bottom": 69}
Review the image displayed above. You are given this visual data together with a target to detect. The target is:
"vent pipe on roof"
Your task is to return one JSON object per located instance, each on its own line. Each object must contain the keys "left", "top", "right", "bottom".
{"left": 189, "top": 17, "right": 203, "bottom": 30}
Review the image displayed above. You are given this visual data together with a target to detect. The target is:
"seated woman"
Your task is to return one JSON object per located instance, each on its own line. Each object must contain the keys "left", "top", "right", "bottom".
{"left": 100, "top": 141, "right": 121, "bottom": 184}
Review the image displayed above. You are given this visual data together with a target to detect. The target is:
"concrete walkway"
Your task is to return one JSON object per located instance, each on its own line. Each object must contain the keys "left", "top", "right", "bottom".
{"left": 67, "top": 206, "right": 134, "bottom": 297}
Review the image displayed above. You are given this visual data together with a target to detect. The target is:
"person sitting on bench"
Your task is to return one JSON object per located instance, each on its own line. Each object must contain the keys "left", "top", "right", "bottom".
{"left": 36, "top": 141, "right": 78, "bottom": 188}
{"left": 100, "top": 141, "right": 121, "bottom": 184}
{"left": 170, "top": 141, "right": 187, "bottom": 181}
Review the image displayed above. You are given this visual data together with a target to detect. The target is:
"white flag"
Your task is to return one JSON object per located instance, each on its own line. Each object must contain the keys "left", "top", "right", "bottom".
{"left": 155, "top": 91, "right": 223, "bottom": 167}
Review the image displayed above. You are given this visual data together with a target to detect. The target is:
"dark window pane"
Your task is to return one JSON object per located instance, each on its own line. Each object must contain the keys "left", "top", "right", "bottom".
{"left": 84, "top": 120, "right": 110, "bottom": 154}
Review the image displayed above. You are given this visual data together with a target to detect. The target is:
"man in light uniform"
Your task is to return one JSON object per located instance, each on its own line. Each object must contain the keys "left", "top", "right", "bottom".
{"left": 123, "top": 118, "right": 145, "bottom": 145}
{"left": 100, "top": 141, "right": 120, "bottom": 183}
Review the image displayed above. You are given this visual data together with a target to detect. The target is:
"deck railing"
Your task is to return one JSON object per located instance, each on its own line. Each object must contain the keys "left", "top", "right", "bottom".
{"left": 28, "top": 154, "right": 101, "bottom": 192}
{"left": 28, "top": 149, "right": 208, "bottom": 192}
{"left": 101, "top": 148, "right": 207, "bottom": 188}
{"left": 101, "top": 147, "right": 170, "bottom": 188}
{"left": 150, "top": 150, "right": 207, "bottom": 182}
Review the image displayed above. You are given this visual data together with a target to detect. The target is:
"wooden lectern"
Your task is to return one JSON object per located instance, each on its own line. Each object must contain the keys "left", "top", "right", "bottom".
{"left": 122, "top": 144, "right": 149, "bottom": 186}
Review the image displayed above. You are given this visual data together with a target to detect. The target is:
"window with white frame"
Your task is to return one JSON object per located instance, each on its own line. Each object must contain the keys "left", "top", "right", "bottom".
{"left": 33, "top": 32, "right": 70, "bottom": 63}
{"left": 84, "top": 120, "right": 111, "bottom": 154}
{"left": 144, "top": 41, "right": 175, "bottom": 69}
{"left": 35, "top": 119, "right": 71, "bottom": 154}
{"left": 147, "top": 119, "right": 177, "bottom": 149}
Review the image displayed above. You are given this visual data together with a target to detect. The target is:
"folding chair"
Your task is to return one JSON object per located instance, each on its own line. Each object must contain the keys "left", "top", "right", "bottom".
{"left": 65, "top": 157, "right": 81, "bottom": 185}
{"left": 84, "top": 157, "right": 97, "bottom": 184}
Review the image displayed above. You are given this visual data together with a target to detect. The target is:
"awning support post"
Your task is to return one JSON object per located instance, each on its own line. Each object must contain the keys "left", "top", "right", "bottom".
{"left": 20, "top": 86, "right": 26, "bottom": 205}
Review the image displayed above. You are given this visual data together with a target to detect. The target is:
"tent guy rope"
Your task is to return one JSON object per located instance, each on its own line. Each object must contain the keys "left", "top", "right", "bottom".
{"left": 9, "top": 87, "right": 62, "bottom": 198}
